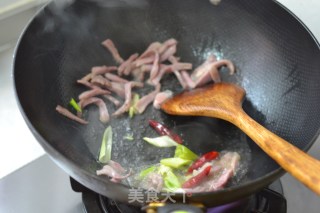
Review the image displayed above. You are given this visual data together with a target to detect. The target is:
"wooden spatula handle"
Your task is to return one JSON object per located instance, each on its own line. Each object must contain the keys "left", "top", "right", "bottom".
{"left": 234, "top": 109, "right": 320, "bottom": 195}
{"left": 161, "top": 83, "right": 320, "bottom": 194}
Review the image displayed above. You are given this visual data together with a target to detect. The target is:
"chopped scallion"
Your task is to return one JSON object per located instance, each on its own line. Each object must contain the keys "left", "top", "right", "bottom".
{"left": 129, "top": 93, "right": 140, "bottom": 118}
{"left": 98, "top": 126, "right": 113, "bottom": 163}
{"left": 163, "top": 170, "right": 181, "bottom": 191}
{"left": 174, "top": 145, "right": 198, "bottom": 161}
{"left": 160, "top": 158, "right": 192, "bottom": 169}
{"left": 139, "top": 165, "right": 157, "bottom": 179}
{"left": 143, "top": 136, "right": 178, "bottom": 147}
{"left": 69, "top": 98, "right": 82, "bottom": 112}
{"left": 124, "top": 133, "right": 134, "bottom": 141}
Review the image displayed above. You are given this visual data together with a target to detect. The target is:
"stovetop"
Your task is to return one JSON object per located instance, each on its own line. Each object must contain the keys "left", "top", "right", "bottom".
{"left": 70, "top": 177, "right": 286, "bottom": 213}
{"left": 1, "top": 154, "right": 319, "bottom": 213}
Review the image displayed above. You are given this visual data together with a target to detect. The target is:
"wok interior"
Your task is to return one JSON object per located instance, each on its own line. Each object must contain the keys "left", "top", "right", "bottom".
{"left": 14, "top": 0, "right": 320, "bottom": 202}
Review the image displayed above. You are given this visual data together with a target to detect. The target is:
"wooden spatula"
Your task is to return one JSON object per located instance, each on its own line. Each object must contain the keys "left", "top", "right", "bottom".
{"left": 161, "top": 82, "right": 320, "bottom": 195}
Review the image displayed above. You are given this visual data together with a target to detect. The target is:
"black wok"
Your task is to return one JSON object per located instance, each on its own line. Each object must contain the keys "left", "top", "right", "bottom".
{"left": 13, "top": 0, "right": 320, "bottom": 209}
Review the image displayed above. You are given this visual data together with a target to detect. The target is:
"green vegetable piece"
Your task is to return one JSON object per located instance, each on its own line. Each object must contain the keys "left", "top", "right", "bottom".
{"left": 98, "top": 126, "right": 112, "bottom": 163}
{"left": 129, "top": 107, "right": 135, "bottom": 118}
{"left": 174, "top": 145, "right": 198, "bottom": 161}
{"left": 163, "top": 170, "right": 182, "bottom": 191}
{"left": 139, "top": 165, "right": 157, "bottom": 179}
{"left": 69, "top": 98, "right": 82, "bottom": 112}
{"left": 129, "top": 93, "right": 140, "bottom": 118}
{"left": 158, "top": 165, "right": 173, "bottom": 175}
{"left": 157, "top": 165, "right": 181, "bottom": 191}
{"left": 160, "top": 158, "right": 192, "bottom": 169}
{"left": 143, "top": 136, "right": 179, "bottom": 147}
{"left": 124, "top": 134, "right": 134, "bottom": 141}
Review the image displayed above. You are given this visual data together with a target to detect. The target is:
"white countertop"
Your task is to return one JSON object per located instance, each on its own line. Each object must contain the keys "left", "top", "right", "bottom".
{"left": 0, "top": 47, "right": 45, "bottom": 179}
{"left": 0, "top": 1, "right": 319, "bottom": 212}
{"left": 0, "top": 0, "right": 48, "bottom": 179}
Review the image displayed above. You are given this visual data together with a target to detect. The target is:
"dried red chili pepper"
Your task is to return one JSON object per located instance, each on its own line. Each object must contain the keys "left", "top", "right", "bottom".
{"left": 148, "top": 120, "right": 183, "bottom": 144}
{"left": 187, "top": 151, "right": 219, "bottom": 174}
{"left": 182, "top": 166, "right": 211, "bottom": 188}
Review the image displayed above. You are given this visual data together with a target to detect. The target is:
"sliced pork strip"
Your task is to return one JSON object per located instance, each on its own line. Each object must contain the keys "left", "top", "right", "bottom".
{"left": 112, "top": 82, "right": 143, "bottom": 116}
{"left": 123, "top": 63, "right": 137, "bottom": 76}
{"left": 132, "top": 64, "right": 153, "bottom": 82}
{"left": 118, "top": 53, "right": 139, "bottom": 75}
{"left": 171, "top": 62, "right": 193, "bottom": 71}
{"left": 79, "top": 97, "right": 110, "bottom": 123}
{"left": 212, "top": 59, "right": 236, "bottom": 75}
{"left": 167, "top": 56, "right": 192, "bottom": 89}
{"left": 91, "top": 75, "right": 112, "bottom": 88}
{"left": 111, "top": 83, "right": 132, "bottom": 117}
{"left": 168, "top": 55, "right": 180, "bottom": 64}
{"left": 96, "top": 101, "right": 110, "bottom": 124}
{"left": 195, "top": 67, "right": 220, "bottom": 86}
{"left": 190, "top": 58, "right": 234, "bottom": 87}
{"left": 150, "top": 65, "right": 172, "bottom": 85}
{"left": 110, "top": 169, "right": 132, "bottom": 183}
{"left": 206, "top": 157, "right": 238, "bottom": 192}
{"left": 153, "top": 90, "right": 173, "bottom": 109}
{"left": 190, "top": 55, "right": 217, "bottom": 81}
{"left": 103, "top": 94, "right": 121, "bottom": 107}
{"left": 173, "top": 70, "right": 187, "bottom": 89}
{"left": 219, "top": 152, "right": 240, "bottom": 174}
{"left": 193, "top": 152, "right": 240, "bottom": 192}
{"left": 209, "top": 67, "right": 222, "bottom": 83}
{"left": 80, "top": 73, "right": 92, "bottom": 81}
{"left": 191, "top": 61, "right": 221, "bottom": 87}
{"left": 134, "top": 53, "right": 156, "bottom": 67}
{"left": 190, "top": 167, "right": 227, "bottom": 193}
{"left": 76, "top": 108, "right": 83, "bottom": 118}
{"left": 101, "top": 39, "right": 124, "bottom": 64}
{"left": 158, "top": 38, "right": 178, "bottom": 55}
{"left": 91, "top": 65, "right": 118, "bottom": 76}
{"left": 140, "top": 64, "right": 153, "bottom": 81}
{"left": 109, "top": 82, "right": 125, "bottom": 99}
{"left": 141, "top": 64, "right": 153, "bottom": 72}
{"left": 130, "top": 81, "right": 144, "bottom": 88}
{"left": 149, "top": 51, "right": 160, "bottom": 80}
{"left": 107, "top": 160, "right": 127, "bottom": 174}
{"left": 77, "top": 79, "right": 99, "bottom": 89}
{"left": 132, "top": 67, "right": 144, "bottom": 82}
{"left": 105, "top": 73, "right": 129, "bottom": 83}
{"left": 160, "top": 44, "right": 177, "bottom": 62}
{"left": 139, "top": 42, "right": 162, "bottom": 59}
{"left": 79, "top": 88, "right": 111, "bottom": 100}
{"left": 135, "top": 84, "right": 161, "bottom": 114}
{"left": 139, "top": 172, "right": 163, "bottom": 192}
{"left": 56, "top": 105, "right": 88, "bottom": 124}
{"left": 97, "top": 160, "right": 130, "bottom": 183}
{"left": 181, "top": 71, "right": 196, "bottom": 89}
{"left": 208, "top": 169, "right": 233, "bottom": 191}
{"left": 97, "top": 165, "right": 132, "bottom": 183}
{"left": 163, "top": 62, "right": 193, "bottom": 87}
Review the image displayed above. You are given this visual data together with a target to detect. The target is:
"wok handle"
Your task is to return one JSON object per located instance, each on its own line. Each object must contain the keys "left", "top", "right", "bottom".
{"left": 234, "top": 109, "right": 320, "bottom": 195}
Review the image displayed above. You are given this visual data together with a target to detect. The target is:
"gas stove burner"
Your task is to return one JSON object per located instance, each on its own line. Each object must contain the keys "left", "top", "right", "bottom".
{"left": 70, "top": 178, "right": 286, "bottom": 213}
{"left": 99, "top": 195, "right": 142, "bottom": 213}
